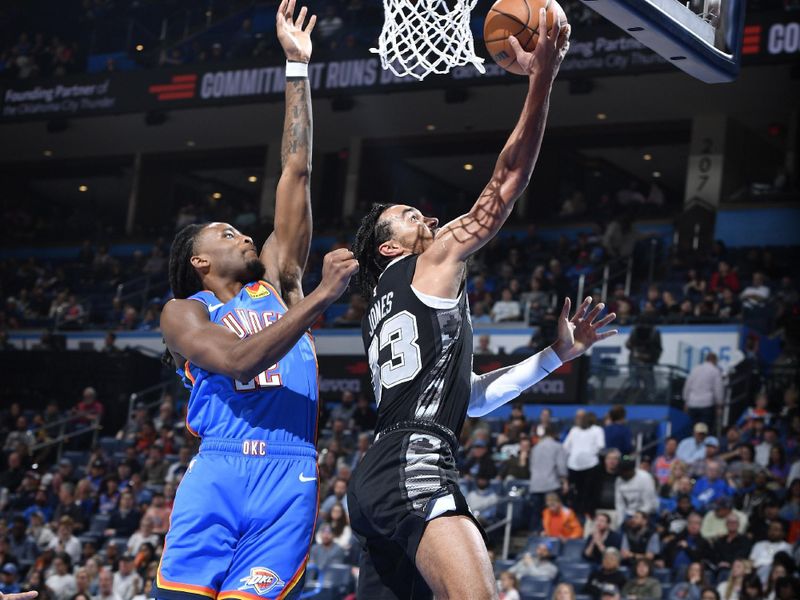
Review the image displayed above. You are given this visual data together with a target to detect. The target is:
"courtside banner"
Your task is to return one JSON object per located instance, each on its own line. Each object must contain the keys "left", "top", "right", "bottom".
{"left": 0, "top": 13, "right": 792, "bottom": 122}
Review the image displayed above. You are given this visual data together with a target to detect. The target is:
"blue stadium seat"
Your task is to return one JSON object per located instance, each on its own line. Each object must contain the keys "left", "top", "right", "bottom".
{"left": 618, "top": 565, "right": 631, "bottom": 579}
{"left": 661, "top": 584, "right": 672, "bottom": 600}
{"left": 558, "top": 561, "right": 592, "bottom": 586}
{"left": 493, "top": 559, "right": 515, "bottom": 576}
{"left": 319, "top": 563, "right": 353, "bottom": 596}
{"left": 560, "top": 539, "right": 586, "bottom": 561}
{"left": 527, "top": 536, "right": 561, "bottom": 557}
{"left": 63, "top": 450, "right": 89, "bottom": 467}
{"left": 519, "top": 576, "right": 553, "bottom": 600}
{"left": 88, "top": 513, "right": 110, "bottom": 535}
{"left": 98, "top": 436, "right": 122, "bottom": 455}
{"left": 653, "top": 567, "right": 672, "bottom": 584}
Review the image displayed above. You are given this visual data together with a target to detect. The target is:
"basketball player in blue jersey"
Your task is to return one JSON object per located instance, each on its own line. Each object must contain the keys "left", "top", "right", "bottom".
{"left": 348, "top": 11, "right": 604, "bottom": 600}
{"left": 153, "top": 2, "right": 358, "bottom": 599}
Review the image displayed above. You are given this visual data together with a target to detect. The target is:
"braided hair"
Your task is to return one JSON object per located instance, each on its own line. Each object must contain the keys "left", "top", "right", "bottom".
{"left": 162, "top": 223, "right": 207, "bottom": 368}
{"left": 352, "top": 203, "right": 395, "bottom": 298}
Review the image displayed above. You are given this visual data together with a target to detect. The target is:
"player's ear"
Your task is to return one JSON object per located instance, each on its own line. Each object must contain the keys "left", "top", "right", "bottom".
{"left": 190, "top": 253, "right": 210, "bottom": 273}
{"left": 377, "top": 239, "right": 403, "bottom": 259}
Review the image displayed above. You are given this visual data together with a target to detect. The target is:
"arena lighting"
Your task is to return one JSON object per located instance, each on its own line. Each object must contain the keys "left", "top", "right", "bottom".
{"left": 186, "top": 140, "right": 196, "bottom": 147}
{"left": 653, "top": 171, "right": 662, "bottom": 178}
{"left": 596, "top": 113, "right": 607, "bottom": 120}
{"left": 248, "top": 176, "right": 258, "bottom": 183}
{"left": 43, "top": 149, "right": 53, "bottom": 157}
{"left": 78, "top": 185, "right": 88, "bottom": 192}
{"left": 212, "top": 192, "right": 222, "bottom": 200}
{"left": 426, "top": 124, "right": 436, "bottom": 131}
{"left": 135, "top": 44, "right": 144, "bottom": 52}
{"left": 643, "top": 153, "right": 653, "bottom": 161}
{"left": 463, "top": 163, "right": 474, "bottom": 171}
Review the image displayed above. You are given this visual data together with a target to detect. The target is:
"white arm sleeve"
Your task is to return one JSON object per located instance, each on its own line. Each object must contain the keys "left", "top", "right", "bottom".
{"left": 467, "top": 346, "right": 563, "bottom": 417}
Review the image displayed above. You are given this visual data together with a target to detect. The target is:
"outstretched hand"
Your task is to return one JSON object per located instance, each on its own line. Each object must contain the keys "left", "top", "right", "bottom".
{"left": 508, "top": 7, "right": 570, "bottom": 80}
{"left": 552, "top": 296, "right": 618, "bottom": 363}
{"left": 0, "top": 591, "right": 39, "bottom": 600}
{"left": 276, "top": 0, "right": 316, "bottom": 63}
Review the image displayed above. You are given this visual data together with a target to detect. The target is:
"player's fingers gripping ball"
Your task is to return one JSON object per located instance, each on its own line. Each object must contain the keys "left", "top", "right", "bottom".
{"left": 484, "top": 0, "right": 567, "bottom": 74}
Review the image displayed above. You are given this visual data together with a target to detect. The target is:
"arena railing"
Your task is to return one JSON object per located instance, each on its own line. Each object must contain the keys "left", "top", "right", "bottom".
{"left": 126, "top": 380, "right": 176, "bottom": 426}
{"left": 576, "top": 255, "right": 634, "bottom": 306}
{"left": 27, "top": 412, "right": 102, "bottom": 462}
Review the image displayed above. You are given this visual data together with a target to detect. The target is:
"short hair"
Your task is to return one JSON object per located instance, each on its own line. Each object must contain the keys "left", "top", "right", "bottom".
{"left": 608, "top": 405, "right": 626, "bottom": 422}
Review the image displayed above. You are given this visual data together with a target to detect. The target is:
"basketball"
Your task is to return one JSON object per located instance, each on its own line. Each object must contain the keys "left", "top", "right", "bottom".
{"left": 484, "top": 0, "right": 566, "bottom": 75}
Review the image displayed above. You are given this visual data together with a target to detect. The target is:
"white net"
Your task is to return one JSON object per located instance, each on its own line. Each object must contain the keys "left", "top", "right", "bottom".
{"left": 370, "top": 0, "right": 486, "bottom": 80}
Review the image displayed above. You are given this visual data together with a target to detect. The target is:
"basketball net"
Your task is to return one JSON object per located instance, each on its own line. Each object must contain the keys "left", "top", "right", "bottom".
{"left": 370, "top": 0, "right": 486, "bottom": 80}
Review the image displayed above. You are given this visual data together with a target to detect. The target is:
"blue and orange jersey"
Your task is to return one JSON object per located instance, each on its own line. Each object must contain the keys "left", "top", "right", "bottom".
{"left": 178, "top": 280, "right": 318, "bottom": 444}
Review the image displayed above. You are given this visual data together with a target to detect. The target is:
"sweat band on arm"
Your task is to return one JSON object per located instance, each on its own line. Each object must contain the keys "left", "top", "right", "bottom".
{"left": 468, "top": 346, "right": 563, "bottom": 417}
{"left": 285, "top": 61, "right": 309, "bottom": 78}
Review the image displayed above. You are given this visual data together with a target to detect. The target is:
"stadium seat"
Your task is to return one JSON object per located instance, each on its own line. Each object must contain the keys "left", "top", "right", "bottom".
{"left": 618, "top": 565, "right": 631, "bottom": 579}
{"left": 526, "top": 536, "right": 561, "bottom": 557}
{"left": 560, "top": 539, "right": 586, "bottom": 561}
{"left": 519, "top": 576, "right": 553, "bottom": 600}
{"left": 558, "top": 561, "right": 592, "bottom": 586}
{"left": 319, "top": 563, "right": 353, "bottom": 596}
{"left": 653, "top": 567, "right": 672, "bottom": 584}
{"left": 493, "top": 559, "right": 515, "bottom": 576}
{"left": 98, "top": 436, "right": 122, "bottom": 455}
{"left": 88, "top": 513, "right": 111, "bottom": 535}
{"left": 63, "top": 450, "right": 89, "bottom": 467}
{"left": 662, "top": 585, "right": 672, "bottom": 600}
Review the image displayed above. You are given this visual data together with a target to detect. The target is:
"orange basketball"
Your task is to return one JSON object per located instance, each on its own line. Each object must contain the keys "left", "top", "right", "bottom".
{"left": 484, "top": 0, "right": 566, "bottom": 75}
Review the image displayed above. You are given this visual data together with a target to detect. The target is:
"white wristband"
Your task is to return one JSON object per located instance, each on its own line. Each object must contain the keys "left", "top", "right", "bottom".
{"left": 286, "top": 61, "right": 309, "bottom": 78}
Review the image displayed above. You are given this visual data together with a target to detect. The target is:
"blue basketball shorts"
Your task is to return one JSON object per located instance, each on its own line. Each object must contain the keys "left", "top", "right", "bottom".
{"left": 154, "top": 438, "right": 318, "bottom": 600}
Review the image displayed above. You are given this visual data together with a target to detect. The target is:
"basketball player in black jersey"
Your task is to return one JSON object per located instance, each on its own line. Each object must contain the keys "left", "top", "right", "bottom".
{"left": 347, "top": 10, "right": 615, "bottom": 600}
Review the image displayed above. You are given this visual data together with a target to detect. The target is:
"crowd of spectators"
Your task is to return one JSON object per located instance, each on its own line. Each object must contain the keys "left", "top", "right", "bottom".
{"left": 3, "top": 376, "right": 798, "bottom": 599}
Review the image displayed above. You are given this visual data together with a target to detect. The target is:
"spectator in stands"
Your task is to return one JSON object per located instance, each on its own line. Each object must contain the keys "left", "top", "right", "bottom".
{"left": 677, "top": 423, "right": 718, "bottom": 465}
{"left": 749, "top": 498, "right": 789, "bottom": 542}
{"left": 96, "top": 567, "right": 122, "bottom": 600}
{"left": 498, "top": 571, "right": 521, "bottom": 600}
{"left": 683, "top": 353, "right": 724, "bottom": 429}
{"left": 552, "top": 582, "right": 577, "bottom": 600}
{"left": 750, "top": 521, "right": 792, "bottom": 581}
{"left": 475, "top": 333, "right": 496, "bottom": 355}
{"left": 701, "top": 496, "right": 748, "bottom": 542}
{"left": 351, "top": 394, "right": 377, "bottom": 432}
{"left": 467, "top": 475, "right": 500, "bottom": 526}
{"left": 740, "top": 272, "right": 770, "bottom": 310}
{"left": 315, "top": 503, "right": 352, "bottom": 551}
{"left": 716, "top": 558, "right": 748, "bottom": 600}
{"left": 616, "top": 457, "right": 659, "bottom": 520}
{"left": 620, "top": 510, "right": 660, "bottom": 565}
{"left": 73, "top": 386, "right": 104, "bottom": 427}
{"left": 583, "top": 513, "right": 621, "bottom": 564}
{"left": 585, "top": 548, "right": 627, "bottom": 600}
{"left": 564, "top": 410, "right": 605, "bottom": 517}
{"left": 713, "top": 511, "right": 753, "bottom": 570}
{"left": 726, "top": 444, "right": 762, "bottom": 489}
{"left": 52, "top": 483, "right": 85, "bottom": 532}
{"left": 690, "top": 437, "right": 723, "bottom": 479}
{"left": 471, "top": 301, "right": 492, "bottom": 324}
{"left": 529, "top": 423, "right": 567, "bottom": 531}
{"left": 662, "top": 512, "right": 712, "bottom": 570}
{"left": 668, "top": 561, "right": 707, "bottom": 600}
{"left": 113, "top": 554, "right": 142, "bottom": 600}
{"left": 3, "top": 416, "right": 34, "bottom": 452}
{"left": 46, "top": 551, "right": 77, "bottom": 599}
{"left": 320, "top": 478, "right": 349, "bottom": 519}
{"left": 0, "top": 563, "right": 21, "bottom": 596}
{"left": 7, "top": 516, "right": 36, "bottom": 571}
{"left": 509, "top": 543, "right": 558, "bottom": 580}
{"left": 621, "top": 558, "right": 661, "bottom": 600}
{"left": 126, "top": 517, "right": 159, "bottom": 556}
{"left": 603, "top": 405, "right": 632, "bottom": 455}
{"left": 309, "top": 524, "right": 345, "bottom": 571}
{"left": 463, "top": 439, "right": 497, "bottom": 480}
{"left": 654, "top": 437, "right": 679, "bottom": 486}
{"left": 754, "top": 427, "right": 779, "bottom": 469}
{"left": 329, "top": 390, "right": 356, "bottom": 426}
{"left": 709, "top": 261, "right": 740, "bottom": 294}
{"left": 316, "top": 6, "right": 344, "bottom": 42}
{"left": 140, "top": 445, "right": 168, "bottom": 486}
{"left": 692, "top": 460, "right": 735, "bottom": 512}
{"left": 105, "top": 490, "right": 140, "bottom": 539}
{"left": 542, "top": 492, "right": 582, "bottom": 540}
{"left": 625, "top": 322, "right": 662, "bottom": 399}
{"left": 763, "top": 563, "right": 790, "bottom": 599}
{"left": 491, "top": 288, "right": 522, "bottom": 322}
{"left": 143, "top": 492, "right": 170, "bottom": 535}
{"left": 717, "top": 287, "right": 741, "bottom": 320}
{"left": 588, "top": 448, "right": 620, "bottom": 525}
{"left": 164, "top": 446, "right": 192, "bottom": 486}
{"left": 739, "top": 573, "right": 763, "bottom": 600}
{"left": 736, "top": 392, "right": 772, "bottom": 430}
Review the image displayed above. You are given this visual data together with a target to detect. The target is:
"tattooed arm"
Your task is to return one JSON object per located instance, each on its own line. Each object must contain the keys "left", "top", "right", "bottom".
{"left": 260, "top": 0, "right": 317, "bottom": 307}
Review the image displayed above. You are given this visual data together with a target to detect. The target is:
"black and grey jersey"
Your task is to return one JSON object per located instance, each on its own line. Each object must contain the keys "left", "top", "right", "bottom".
{"left": 361, "top": 254, "right": 473, "bottom": 440}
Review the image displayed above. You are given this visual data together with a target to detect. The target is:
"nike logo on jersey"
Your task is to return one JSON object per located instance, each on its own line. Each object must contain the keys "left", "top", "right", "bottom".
{"left": 298, "top": 473, "right": 316, "bottom": 483}
{"left": 208, "top": 303, "right": 224, "bottom": 311}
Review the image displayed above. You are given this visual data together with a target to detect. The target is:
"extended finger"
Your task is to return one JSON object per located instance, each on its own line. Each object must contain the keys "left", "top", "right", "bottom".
{"left": 560, "top": 296, "right": 571, "bottom": 321}
{"left": 296, "top": 6, "right": 308, "bottom": 29}
{"left": 538, "top": 7, "right": 547, "bottom": 38}
{"left": 594, "top": 313, "right": 617, "bottom": 329}
{"left": 585, "top": 302, "right": 605, "bottom": 324}
{"left": 507, "top": 35, "right": 526, "bottom": 62}
{"left": 549, "top": 8, "right": 560, "bottom": 41}
{"left": 596, "top": 329, "right": 619, "bottom": 340}
{"left": 277, "top": 0, "right": 287, "bottom": 22}
{"left": 571, "top": 296, "right": 592, "bottom": 323}
{"left": 286, "top": 0, "right": 297, "bottom": 21}
{"left": 305, "top": 13, "right": 317, "bottom": 33}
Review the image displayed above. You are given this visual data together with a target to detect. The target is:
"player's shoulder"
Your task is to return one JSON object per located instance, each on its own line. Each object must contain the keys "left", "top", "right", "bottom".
{"left": 161, "top": 297, "right": 213, "bottom": 326}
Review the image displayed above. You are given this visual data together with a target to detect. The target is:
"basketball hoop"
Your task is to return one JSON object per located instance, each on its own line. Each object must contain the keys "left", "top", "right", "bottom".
{"left": 371, "top": 0, "right": 486, "bottom": 81}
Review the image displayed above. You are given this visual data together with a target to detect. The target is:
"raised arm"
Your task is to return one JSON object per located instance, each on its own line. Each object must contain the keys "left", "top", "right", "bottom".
{"left": 416, "top": 10, "right": 570, "bottom": 290}
{"left": 162, "top": 249, "right": 356, "bottom": 382}
{"left": 468, "top": 297, "right": 616, "bottom": 417}
{"left": 260, "top": 0, "right": 317, "bottom": 308}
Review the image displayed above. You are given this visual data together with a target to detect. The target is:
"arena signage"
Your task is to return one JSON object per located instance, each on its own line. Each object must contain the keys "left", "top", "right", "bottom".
{"left": 0, "top": 13, "right": 793, "bottom": 122}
